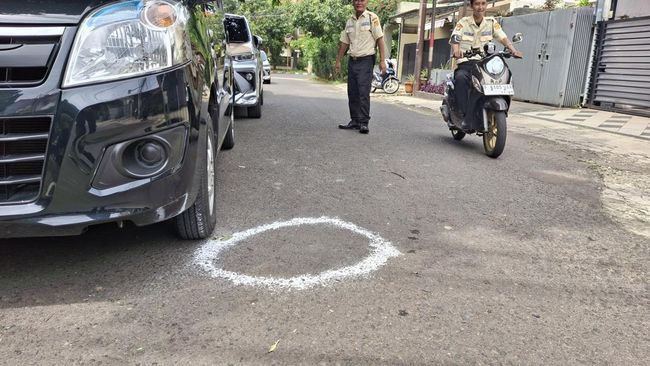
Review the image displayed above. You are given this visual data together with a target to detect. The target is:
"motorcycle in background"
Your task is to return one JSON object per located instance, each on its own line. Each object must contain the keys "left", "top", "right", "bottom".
{"left": 371, "top": 59, "right": 400, "bottom": 94}
{"left": 439, "top": 33, "right": 523, "bottom": 158}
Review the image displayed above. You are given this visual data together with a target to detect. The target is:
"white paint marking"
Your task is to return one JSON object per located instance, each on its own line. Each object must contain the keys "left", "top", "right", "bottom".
{"left": 194, "top": 217, "right": 401, "bottom": 290}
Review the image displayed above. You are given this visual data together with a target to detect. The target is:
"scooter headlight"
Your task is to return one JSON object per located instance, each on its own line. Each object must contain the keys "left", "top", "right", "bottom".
{"left": 63, "top": 0, "right": 190, "bottom": 88}
{"left": 485, "top": 57, "right": 505, "bottom": 75}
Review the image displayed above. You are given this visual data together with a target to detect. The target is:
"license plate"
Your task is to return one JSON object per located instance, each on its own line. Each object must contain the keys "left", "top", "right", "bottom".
{"left": 483, "top": 84, "right": 514, "bottom": 95}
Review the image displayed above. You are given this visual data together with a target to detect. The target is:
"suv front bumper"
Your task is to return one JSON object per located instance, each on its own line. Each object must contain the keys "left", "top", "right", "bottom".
{"left": 0, "top": 65, "right": 208, "bottom": 238}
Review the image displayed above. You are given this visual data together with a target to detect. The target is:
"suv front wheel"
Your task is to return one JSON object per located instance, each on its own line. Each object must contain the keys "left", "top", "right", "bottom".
{"left": 248, "top": 89, "right": 262, "bottom": 118}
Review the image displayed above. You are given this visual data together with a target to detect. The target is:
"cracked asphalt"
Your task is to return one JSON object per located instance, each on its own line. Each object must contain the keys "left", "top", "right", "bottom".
{"left": 0, "top": 74, "right": 648, "bottom": 365}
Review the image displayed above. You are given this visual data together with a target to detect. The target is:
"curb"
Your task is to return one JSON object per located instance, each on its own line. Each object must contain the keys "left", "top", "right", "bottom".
{"left": 413, "top": 91, "right": 444, "bottom": 101}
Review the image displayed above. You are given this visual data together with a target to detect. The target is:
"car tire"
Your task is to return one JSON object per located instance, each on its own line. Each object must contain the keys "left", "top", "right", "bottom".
{"left": 248, "top": 103, "right": 261, "bottom": 118}
{"left": 175, "top": 128, "right": 218, "bottom": 239}
{"left": 248, "top": 91, "right": 262, "bottom": 118}
{"left": 222, "top": 107, "right": 235, "bottom": 150}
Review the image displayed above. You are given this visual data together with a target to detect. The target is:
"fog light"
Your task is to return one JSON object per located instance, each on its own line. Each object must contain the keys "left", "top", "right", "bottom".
{"left": 136, "top": 141, "right": 165, "bottom": 167}
{"left": 91, "top": 126, "right": 187, "bottom": 192}
{"left": 245, "top": 73, "right": 253, "bottom": 81}
{"left": 120, "top": 138, "right": 169, "bottom": 178}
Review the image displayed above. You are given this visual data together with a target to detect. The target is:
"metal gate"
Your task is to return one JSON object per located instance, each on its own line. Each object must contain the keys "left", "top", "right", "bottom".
{"left": 588, "top": 16, "right": 650, "bottom": 117}
{"left": 501, "top": 8, "right": 594, "bottom": 107}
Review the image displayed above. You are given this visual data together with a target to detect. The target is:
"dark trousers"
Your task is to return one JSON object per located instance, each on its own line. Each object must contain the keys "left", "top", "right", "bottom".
{"left": 454, "top": 62, "right": 474, "bottom": 116}
{"left": 347, "top": 55, "right": 374, "bottom": 125}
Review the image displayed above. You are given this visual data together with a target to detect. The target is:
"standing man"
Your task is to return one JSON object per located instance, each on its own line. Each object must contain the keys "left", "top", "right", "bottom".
{"left": 450, "top": 0, "right": 522, "bottom": 127}
{"left": 335, "top": 0, "right": 386, "bottom": 134}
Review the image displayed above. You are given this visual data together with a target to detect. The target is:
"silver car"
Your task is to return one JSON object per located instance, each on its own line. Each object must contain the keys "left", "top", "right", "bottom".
{"left": 261, "top": 51, "right": 271, "bottom": 84}
{"left": 224, "top": 14, "right": 263, "bottom": 118}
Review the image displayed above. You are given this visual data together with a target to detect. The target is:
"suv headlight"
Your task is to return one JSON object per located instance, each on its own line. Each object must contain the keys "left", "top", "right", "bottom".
{"left": 485, "top": 57, "right": 505, "bottom": 75}
{"left": 63, "top": 0, "right": 190, "bottom": 88}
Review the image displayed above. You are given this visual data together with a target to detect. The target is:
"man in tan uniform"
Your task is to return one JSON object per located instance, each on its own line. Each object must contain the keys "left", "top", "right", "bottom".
{"left": 335, "top": 0, "right": 386, "bottom": 134}
{"left": 450, "top": 0, "right": 522, "bottom": 125}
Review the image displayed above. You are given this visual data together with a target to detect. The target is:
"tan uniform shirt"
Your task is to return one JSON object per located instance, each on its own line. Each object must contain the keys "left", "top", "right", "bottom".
{"left": 340, "top": 10, "right": 383, "bottom": 57}
{"left": 450, "top": 16, "right": 507, "bottom": 64}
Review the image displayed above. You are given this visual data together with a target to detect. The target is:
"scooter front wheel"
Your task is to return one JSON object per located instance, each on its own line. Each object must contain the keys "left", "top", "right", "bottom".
{"left": 483, "top": 110, "right": 507, "bottom": 158}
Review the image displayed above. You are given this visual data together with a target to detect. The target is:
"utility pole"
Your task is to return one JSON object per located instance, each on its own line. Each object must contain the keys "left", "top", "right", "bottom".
{"left": 460, "top": 0, "right": 468, "bottom": 18}
{"left": 427, "top": 0, "right": 438, "bottom": 73}
{"left": 413, "top": 0, "right": 428, "bottom": 91}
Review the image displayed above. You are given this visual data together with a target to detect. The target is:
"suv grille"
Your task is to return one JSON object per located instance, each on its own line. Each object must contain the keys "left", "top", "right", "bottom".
{"left": 0, "top": 27, "right": 63, "bottom": 86}
{"left": 0, "top": 117, "right": 51, "bottom": 203}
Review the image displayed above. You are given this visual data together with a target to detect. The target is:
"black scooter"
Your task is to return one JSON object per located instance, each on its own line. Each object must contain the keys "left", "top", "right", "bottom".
{"left": 440, "top": 33, "right": 523, "bottom": 158}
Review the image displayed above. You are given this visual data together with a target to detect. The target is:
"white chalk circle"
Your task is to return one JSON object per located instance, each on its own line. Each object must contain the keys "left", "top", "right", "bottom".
{"left": 194, "top": 216, "right": 401, "bottom": 290}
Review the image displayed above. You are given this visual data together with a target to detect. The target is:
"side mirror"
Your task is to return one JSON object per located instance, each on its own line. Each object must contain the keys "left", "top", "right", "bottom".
{"left": 512, "top": 33, "right": 523, "bottom": 44}
{"left": 207, "top": 29, "right": 214, "bottom": 38}
{"left": 253, "top": 35, "right": 263, "bottom": 47}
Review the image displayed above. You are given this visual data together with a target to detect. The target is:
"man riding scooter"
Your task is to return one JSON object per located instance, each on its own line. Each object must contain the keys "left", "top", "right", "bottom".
{"left": 450, "top": 0, "right": 523, "bottom": 129}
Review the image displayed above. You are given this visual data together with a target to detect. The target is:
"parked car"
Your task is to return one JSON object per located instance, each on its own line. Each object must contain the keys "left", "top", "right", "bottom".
{"left": 0, "top": 0, "right": 235, "bottom": 239}
{"left": 261, "top": 51, "right": 271, "bottom": 84}
{"left": 224, "top": 14, "right": 263, "bottom": 118}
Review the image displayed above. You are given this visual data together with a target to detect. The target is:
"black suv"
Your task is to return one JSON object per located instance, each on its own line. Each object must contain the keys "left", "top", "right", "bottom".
{"left": 0, "top": 0, "right": 234, "bottom": 239}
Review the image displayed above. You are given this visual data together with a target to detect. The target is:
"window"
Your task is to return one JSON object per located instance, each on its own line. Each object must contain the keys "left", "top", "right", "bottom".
{"left": 224, "top": 17, "right": 250, "bottom": 43}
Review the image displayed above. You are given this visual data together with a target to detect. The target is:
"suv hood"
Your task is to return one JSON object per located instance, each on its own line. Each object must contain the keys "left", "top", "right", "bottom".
{"left": 0, "top": 0, "right": 117, "bottom": 25}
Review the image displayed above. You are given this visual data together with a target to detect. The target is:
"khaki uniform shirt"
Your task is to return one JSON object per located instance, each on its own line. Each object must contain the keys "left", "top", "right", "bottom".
{"left": 450, "top": 16, "right": 507, "bottom": 64}
{"left": 340, "top": 10, "right": 383, "bottom": 57}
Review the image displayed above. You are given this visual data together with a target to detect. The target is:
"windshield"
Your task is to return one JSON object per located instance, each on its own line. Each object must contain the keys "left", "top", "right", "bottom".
{"left": 261, "top": 51, "right": 268, "bottom": 61}
{"left": 224, "top": 16, "right": 250, "bottom": 43}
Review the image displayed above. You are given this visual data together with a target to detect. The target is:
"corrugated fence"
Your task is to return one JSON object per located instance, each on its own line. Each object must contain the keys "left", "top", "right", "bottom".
{"left": 588, "top": 16, "right": 650, "bottom": 117}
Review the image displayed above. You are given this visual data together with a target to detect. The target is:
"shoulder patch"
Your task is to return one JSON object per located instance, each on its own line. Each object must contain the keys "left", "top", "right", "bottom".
{"left": 494, "top": 22, "right": 502, "bottom": 31}
{"left": 372, "top": 18, "right": 380, "bottom": 27}
{"left": 455, "top": 23, "right": 463, "bottom": 31}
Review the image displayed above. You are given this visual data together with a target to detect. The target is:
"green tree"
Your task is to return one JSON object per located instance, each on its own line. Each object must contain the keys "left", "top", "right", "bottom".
{"left": 290, "top": 0, "right": 352, "bottom": 79}
{"left": 368, "top": 0, "right": 399, "bottom": 26}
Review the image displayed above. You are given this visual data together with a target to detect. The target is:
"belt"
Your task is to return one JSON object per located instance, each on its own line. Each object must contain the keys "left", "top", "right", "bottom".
{"left": 349, "top": 55, "right": 374, "bottom": 61}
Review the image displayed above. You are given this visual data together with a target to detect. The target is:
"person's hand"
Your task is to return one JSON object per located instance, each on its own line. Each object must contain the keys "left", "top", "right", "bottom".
{"left": 511, "top": 49, "right": 523, "bottom": 59}
{"left": 379, "top": 60, "right": 387, "bottom": 74}
{"left": 334, "top": 60, "right": 341, "bottom": 76}
{"left": 453, "top": 48, "right": 464, "bottom": 59}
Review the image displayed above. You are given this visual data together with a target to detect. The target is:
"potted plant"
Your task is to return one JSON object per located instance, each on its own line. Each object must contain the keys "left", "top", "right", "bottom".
{"left": 419, "top": 68, "right": 429, "bottom": 88}
{"left": 404, "top": 74, "right": 415, "bottom": 93}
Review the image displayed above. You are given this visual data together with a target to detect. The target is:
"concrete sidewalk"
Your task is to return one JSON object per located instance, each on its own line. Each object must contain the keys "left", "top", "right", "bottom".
{"left": 371, "top": 90, "right": 650, "bottom": 141}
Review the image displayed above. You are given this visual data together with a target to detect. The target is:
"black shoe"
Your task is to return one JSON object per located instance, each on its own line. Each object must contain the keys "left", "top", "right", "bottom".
{"left": 359, "top": 125, "right": 369, "bottom": 134}
{"left": 338, "top": 121, "right": 360, "bottom": 130}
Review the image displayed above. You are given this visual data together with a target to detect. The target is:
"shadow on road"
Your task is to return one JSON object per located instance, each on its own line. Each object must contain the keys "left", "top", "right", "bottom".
{"left": 0, "top": 221, "right": 196, "bottom": 309}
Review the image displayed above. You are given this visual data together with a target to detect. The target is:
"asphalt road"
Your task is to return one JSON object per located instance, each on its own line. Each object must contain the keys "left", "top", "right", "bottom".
{"left": 0, "top": 74, "right": 647, "bottom": 365}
